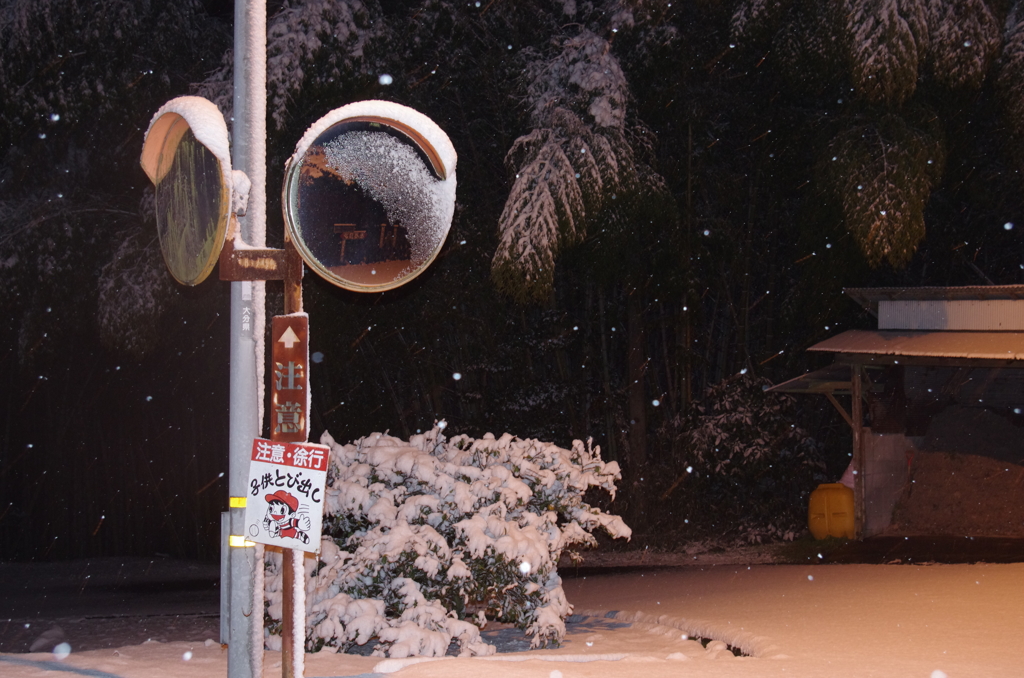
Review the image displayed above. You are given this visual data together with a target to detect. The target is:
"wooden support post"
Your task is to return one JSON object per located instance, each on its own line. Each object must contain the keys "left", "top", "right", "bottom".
{"left": 279, "top": 243, "right": 305, "bottom": 678}
{"left": 825, "top": 391, "right": 854, "bottom": 428}
{"left": 284, "top": 238, "right": 304, "bottom": 316}
{"left": 282, "top": 545, "right": 296, "bottom": 678}
{"left": 851, "top": 363, "right": 865, "bottom": 540}
{"left": 281, "top": 547, "right": 304, "bottom": 678}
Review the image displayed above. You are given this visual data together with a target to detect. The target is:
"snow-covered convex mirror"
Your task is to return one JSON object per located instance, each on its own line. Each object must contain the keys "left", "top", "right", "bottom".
{"left": 282, "top": 101, "right": 457, "bottom": 292}
{"left": 140, "top": 96, "right": 236, "bottom": 286}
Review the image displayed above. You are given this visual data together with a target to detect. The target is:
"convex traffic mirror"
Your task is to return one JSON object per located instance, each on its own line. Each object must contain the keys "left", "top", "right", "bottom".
{"left": 283, "top": 101, "right": 458, "bottom": 292}
{"left": 140, "top": 96, "right": 234, "bottom": 286}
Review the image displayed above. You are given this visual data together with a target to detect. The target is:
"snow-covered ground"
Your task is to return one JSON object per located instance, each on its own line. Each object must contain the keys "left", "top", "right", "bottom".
{"left": 3, "top": 560, "right": 1022, "bottom": 677}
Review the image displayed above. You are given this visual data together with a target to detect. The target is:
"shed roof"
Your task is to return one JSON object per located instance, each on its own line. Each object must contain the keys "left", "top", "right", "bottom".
{"left": 846, "top": 285, "right": 1024, "bottom": 317}
{"left": 767, "top": 362, "right": 885, "bottom": 395}
{"left": 807, "top": 329, "right": 1024, "bottom": 364}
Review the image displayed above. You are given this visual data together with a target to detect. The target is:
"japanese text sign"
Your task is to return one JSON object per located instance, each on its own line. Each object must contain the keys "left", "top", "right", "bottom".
{"left": 244, "top": 438, "right": 329, "bottom": 553}
{"left": 271, "top": 314, "right": 309, "bottom": 443}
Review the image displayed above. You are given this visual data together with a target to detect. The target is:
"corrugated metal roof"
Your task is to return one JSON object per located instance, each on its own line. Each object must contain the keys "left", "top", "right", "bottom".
{"left": 845, "top": 285, "right": 1024, "bottom": 317}
{"left": 808, "top": 330, "right": 1024, "bottom": 361}
{"left": 768, "top": 363, "right": 853, "bottom": 394}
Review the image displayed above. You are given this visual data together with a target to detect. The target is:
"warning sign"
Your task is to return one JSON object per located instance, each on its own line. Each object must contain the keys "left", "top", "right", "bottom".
{"left": 271, "top": 314, "right": 309, "bottom": 443}
{"left": 244, "top": 438, "right": 329, "bottom": 553}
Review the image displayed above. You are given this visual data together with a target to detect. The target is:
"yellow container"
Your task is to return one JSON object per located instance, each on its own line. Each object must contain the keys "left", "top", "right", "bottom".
{"left": 808, "top": 483, "right": 855, "bottom": 539}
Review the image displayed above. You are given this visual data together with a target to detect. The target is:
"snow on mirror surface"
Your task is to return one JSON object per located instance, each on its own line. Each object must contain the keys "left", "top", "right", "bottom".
{"left": 285, "top": 101, "right": 456, "bottom": 292}
{"left": 322, "top": 129, "right": 446, "bottom": 266}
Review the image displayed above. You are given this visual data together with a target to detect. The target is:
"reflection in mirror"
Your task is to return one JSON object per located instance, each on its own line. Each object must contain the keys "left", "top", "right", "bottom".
{"left": 286, "top": 119, "right": 454, "bottom": 291}
{"left": 154, "top": 125, "right": 226, "bottom": 285}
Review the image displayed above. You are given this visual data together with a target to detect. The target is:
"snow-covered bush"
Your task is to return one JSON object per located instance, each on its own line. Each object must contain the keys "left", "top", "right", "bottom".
{"left": 264, "top": 424, "right": 630, "bottom": 657}
{"left": 659, "top": 373, "right": 826, "bottom": 543}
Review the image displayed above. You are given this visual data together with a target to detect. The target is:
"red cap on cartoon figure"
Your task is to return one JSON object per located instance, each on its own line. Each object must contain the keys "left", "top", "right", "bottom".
{"left": 265, "top": 490, "right": 298, "bottom": 512}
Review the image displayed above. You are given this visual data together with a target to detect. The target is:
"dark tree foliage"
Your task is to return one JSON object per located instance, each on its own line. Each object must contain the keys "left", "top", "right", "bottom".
{"left": 656, "top": 374, "right": 827, "bottom": 544}
{"left": 0, "top": 0, "right": 232, "bottom": 560}
{"left": 3, "top": 0, "right": 1024, "bottom": 559}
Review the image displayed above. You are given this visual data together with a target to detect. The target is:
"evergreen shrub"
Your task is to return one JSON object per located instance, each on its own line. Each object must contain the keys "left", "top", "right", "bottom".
{"left": 264, "top": 423, "right": 630, "bottom": 657}
{"left": 661, "top": 373, "right": 827, "bottom": 543}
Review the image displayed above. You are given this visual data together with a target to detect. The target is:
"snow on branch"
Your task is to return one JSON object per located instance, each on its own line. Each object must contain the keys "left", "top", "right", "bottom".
{"left": 730, "top": 0, "right": 790, "bottom": 44}
{"left": 734, "top": 0, "right": 1000, "bottom": 106}
{"left": 996, "top": 2, "right": 1024, "bottom": 168}
{"left": 924, "top": 0, "right": 1000, "bottom": 90}
{"left": 196, "top": 0, "right": 375, "bottom": 130}
{"left": 845, "top": 0, "right": 999, "bottom": 104}
{"left": 492, "top": 129, "right": 587, "bottom": 304}
{"left": 821, "top": 113, "right": 945, "bottom": 267}
{"left": 492, "top": 29, "right": 665, "bottom": 303}
{"left": 97, "top": 227, "right": 176, "bottom": 358}
{"left": 846, "top": 0, "right": 924, "bottom": 106}
{"left": 526, "top": 29, "right": 629, "bottom": 130}
{"left": 660, "top": 373, "right": 825, "bottom": 543}
{"left": 266, "top": 0, "right": 373, "bottom": 129}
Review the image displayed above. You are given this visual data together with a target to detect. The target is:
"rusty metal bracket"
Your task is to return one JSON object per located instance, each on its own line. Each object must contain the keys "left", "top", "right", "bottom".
{"left": 218, "top": 215, "right": 304, "bottom": 284}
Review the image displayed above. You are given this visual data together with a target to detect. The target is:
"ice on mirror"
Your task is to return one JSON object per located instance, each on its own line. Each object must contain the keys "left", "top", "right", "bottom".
{"left": 323, "top": 131, "right": 450, "bottom": 268}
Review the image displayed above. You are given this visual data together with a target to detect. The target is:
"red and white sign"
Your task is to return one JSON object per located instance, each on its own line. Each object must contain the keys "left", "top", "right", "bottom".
{"left": 244, "top": 438, "right": 329, "bottom": 553}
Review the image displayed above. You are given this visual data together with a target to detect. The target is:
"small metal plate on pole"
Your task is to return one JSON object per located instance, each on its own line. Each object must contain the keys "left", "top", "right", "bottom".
{"left": 141, "top": 97, "right": 232, "bottom": 286}
{"left": 282, "top": 101, "right": 457, "bottom": 293}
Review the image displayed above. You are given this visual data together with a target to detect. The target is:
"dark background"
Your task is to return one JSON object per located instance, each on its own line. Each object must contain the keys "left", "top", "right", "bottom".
{"left": 3, "top": 0, "right": 1024, "bottom": 561}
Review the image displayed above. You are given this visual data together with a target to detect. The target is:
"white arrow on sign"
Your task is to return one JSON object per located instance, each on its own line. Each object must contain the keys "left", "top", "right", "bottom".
{"left": 278, "top": 326, "right": 301, "bottom": 349}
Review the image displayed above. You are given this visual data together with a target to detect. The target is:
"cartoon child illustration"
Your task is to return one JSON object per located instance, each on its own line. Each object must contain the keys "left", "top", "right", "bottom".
{"left": 263, "top": 490, "right": 311, "bottom": 544}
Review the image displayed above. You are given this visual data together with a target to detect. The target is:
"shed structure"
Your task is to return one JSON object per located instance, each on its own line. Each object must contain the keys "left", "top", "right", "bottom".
{"left": 771, "top": 286, "right": 1024, "bottom": 539}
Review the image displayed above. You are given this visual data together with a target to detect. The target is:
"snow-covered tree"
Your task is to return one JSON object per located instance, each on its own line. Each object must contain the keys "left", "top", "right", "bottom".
{"left": 822, "top": 112, "right": 946, "bottom": 267}
{"left": 491, "top": 20, "right": 673, "bottom": 303}
{"left": 845, "top": 0, "right": 927, "bottom": 106}
{"left": 266, "top": 424, "right": 629, "bottom": 656}
{"left": 924, "top": 0, "right": 1001, "bottom": 90}
{"left": 729, "top": 0, "right": 1001, "bottom": 269}
{"left": 731, "top": 0, "right": 1001, "bottom": 106}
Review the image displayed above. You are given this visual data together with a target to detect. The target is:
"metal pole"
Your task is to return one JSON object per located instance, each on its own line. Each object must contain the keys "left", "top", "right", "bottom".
{"left": 225, "top": 1, "right": 267, "bottom": 677}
